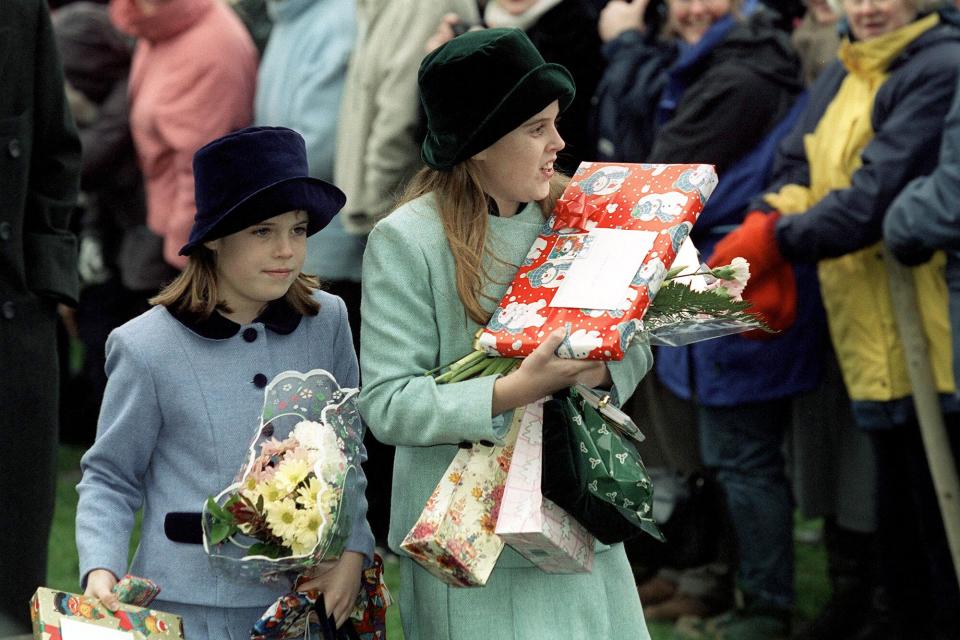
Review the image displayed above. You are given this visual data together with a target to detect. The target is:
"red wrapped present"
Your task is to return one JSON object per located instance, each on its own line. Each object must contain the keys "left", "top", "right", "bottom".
{"left": 476, "top": 162, "right": 717, "bottom": 361}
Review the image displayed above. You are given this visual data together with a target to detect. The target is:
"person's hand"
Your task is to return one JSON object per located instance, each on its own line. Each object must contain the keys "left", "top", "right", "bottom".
{"left": 707, "top": 211, "right": 784, "bottom": 278}
{"left": 493, "top": 329, "right": 607, "bottom": 414}
{"left": 425, "top": 13, "right": 463, "bottom": 53}
{"left": 84, "top": 569, "right": 120, "bottom": 612}
{"left": 599, "top": 0, "right": 648, "bottom": 43}
{"left": 297, "top": 552, "right": 365, "bottom": 629}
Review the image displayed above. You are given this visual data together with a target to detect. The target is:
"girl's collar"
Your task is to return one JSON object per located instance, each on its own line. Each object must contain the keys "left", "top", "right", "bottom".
{"left": 169, "top": 298, "right": 302, "bottom": 339}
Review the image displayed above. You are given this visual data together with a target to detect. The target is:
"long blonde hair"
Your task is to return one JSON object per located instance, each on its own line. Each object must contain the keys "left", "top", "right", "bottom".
{"left": 149, "top": 246, "right": 322, "bottom": 318}
{"left": 396, "top": 161, "right": 568, "bottom": 325}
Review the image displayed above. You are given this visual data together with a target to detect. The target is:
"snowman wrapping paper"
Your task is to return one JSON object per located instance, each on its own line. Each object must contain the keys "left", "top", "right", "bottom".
{"left": 475, "top": 162, "right": 718, "bottom": 361}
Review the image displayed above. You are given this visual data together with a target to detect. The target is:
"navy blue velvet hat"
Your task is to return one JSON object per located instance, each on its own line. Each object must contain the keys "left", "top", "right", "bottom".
{"left": 179, "top": 126, "right": 346, "bottom": 256}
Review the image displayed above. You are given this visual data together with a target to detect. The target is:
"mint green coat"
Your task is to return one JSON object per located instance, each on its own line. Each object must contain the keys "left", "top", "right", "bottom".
{"left": 359, "top": 194, "right": 652, "bottom": 639}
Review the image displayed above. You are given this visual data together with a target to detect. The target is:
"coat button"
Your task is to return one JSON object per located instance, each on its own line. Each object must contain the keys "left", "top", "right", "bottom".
{"left": 0, "top": 222, "right": 10, "bottom": 240}
{"left": 7, "top": 139, "right": 21, "bottom": 159}
{"left": 479, "top": 440, "right": 495, "bottom": 447}
{"left": 457, "top": 441, "right": 472, "bottom": 449}
{"left": 242, "top": 327, "right": 257, "bottom": 342}
{"left": 252, "top": 373, "right": 267, "bottom": 388}
{"left": 2, "top": 301, "right": 15, "bottom": 320}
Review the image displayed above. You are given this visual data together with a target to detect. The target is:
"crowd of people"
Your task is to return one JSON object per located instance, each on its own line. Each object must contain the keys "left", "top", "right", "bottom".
{"left": 3, "top": 0, "right": 960, "bottom": 638}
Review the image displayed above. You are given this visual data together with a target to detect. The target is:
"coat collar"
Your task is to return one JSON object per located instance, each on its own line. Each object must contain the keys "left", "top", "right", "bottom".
{"left": 170, "top": 298, "right": 302, "bottom": 339}
{"left": 839, "top": 12, "right": 939, "bottom": 77}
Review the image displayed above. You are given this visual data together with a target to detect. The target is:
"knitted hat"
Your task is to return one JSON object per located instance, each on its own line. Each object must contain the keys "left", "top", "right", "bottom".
{"left": 418, "top": 28, "right": 575, "bottom": 171}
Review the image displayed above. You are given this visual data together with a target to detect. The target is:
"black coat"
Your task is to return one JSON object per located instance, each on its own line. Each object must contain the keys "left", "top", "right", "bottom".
{"left": 647, "top": 10, "right": 803, "bottom": 173}
{"left": 0, "top": 0, "right": 81, "bottom": 630}
{"left": 594, "top": 10, "right": 802, "bottom": 173}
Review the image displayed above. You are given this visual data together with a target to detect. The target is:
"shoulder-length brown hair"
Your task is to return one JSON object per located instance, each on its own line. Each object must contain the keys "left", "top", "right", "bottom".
{"left": 396, "top": 161, "right": 568, "bottom": 325}
{"left": 149, "top": 245, "right": 322, "bottom": 318}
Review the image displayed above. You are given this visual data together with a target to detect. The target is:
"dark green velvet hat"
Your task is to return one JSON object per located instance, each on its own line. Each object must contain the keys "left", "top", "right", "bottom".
{"left": 418, "top": 28, "right": 576, "bottom": 171}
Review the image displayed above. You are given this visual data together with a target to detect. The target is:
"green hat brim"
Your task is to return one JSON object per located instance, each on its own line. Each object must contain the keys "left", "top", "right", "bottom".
{"left": 422, "top": 62, "right": 575, "bottom": 171}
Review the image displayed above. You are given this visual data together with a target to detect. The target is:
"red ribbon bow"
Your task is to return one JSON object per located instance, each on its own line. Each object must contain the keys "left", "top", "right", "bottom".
{"left": 552, "top": 193, "right": 604, "bottom": 232}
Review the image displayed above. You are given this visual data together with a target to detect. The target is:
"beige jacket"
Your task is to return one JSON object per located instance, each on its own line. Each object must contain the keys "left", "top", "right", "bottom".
{"left": 334, "top": 0, "right": 479, "bottom": 235}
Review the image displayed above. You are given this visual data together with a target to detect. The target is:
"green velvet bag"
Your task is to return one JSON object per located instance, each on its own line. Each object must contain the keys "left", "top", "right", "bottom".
{"left": 541, "top": 387, "right": 664, "bottom": 545}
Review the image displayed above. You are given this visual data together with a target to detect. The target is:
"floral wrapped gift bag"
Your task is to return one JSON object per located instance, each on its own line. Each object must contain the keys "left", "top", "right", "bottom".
{"left": 400, "top": 411, "right": 522, "bottom": 587}
{"left": 495, "top": 399, "right": 596, "bottom": 574}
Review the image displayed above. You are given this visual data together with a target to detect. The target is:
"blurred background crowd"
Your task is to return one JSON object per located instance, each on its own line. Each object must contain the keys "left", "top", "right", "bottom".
{"left": 2, "top": 0, "right": 960, "bottom": 638}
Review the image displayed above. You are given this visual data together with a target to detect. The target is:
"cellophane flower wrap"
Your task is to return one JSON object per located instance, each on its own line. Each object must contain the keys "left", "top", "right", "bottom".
{"left": 475, "top": 162, "right": 719, "bottom": 361}
{"left": 202, "top": 370, "right": 364, "bottom": 583}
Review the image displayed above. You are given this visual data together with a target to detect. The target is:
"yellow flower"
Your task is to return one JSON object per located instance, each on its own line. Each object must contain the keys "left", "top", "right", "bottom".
{"left": 290, "top": 509, "right": 322, "bottom": 555}
{"left": 274, "top": 458, "right": 312, "bottom": 495}
{"left": 264, "top": 497, "right": 299, "bottom": 543}
{"left": 259, "top": 480, "right": 285, "bottom": 506}
{"left": 296, "top": 476, "right": 321, "bottom": 508}
{"left": 471, "top": 486, "right": 483, "bottom": 499}
{"left": 317, "top": 486, "right": 341, "bottom": 517}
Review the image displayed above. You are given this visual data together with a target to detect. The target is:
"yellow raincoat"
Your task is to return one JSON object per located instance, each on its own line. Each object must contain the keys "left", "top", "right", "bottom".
{"left": 764, "top": 13, "right": 954, "bottom": 402}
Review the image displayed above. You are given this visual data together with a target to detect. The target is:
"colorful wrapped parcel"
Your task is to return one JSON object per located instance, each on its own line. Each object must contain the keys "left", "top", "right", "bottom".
{"left": 30, "top": 587, "right": 183, "bottom": 639}
{"left": 476, "top": 162, "right": 718, "bottom": 361}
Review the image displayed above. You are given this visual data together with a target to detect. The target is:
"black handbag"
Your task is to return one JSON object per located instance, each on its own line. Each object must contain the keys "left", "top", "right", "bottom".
{"left": 540, "top": 387, "right": 664, "bottom": 545}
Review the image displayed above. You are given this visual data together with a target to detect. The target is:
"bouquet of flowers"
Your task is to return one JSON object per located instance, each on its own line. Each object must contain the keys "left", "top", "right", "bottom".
{"left": 202, "top": 369, "right": 364, "bottom": 583}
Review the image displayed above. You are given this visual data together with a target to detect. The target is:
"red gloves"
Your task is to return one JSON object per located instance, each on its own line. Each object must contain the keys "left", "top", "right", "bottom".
{"left": 739, "top": 264, "right": 797, "bottom": 337}
{"left": 707, "top": 211, "right": 795, "bottom": 337}
{"left": 708, "top": 211, "right": 783, "bottom": 276}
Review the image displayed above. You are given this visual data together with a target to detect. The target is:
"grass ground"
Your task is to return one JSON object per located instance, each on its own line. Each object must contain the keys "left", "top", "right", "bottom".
{"left": 49, "top": 445, "right": 828, "bottom": 640}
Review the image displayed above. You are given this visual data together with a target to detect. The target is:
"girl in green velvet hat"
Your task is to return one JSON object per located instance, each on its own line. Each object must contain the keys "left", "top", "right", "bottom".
{"left": 357, "top": 27, "right": 654, "bottom": 639}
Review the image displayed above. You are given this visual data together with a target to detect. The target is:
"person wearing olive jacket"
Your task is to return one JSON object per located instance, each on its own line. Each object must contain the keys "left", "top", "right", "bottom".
{"left": 0, "top": 0, "right": 81, "bottom": 632}
{"left": 710, "top": 2, "right": 960, "bottom": 635}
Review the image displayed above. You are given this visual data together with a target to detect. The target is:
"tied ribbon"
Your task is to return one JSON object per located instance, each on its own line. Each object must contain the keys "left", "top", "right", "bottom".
{"left": 552, "top": 193, "right": 604, "bottom": 232}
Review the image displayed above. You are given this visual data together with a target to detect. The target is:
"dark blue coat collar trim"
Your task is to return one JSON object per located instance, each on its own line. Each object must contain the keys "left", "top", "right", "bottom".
{"left": 169, "top": 298, "right": 302, "bottom": 339}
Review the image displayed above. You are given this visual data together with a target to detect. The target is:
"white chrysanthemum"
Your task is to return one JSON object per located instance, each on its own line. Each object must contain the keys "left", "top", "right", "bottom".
{"left": 292, "top": 420, "right": 325, "bottom": 451}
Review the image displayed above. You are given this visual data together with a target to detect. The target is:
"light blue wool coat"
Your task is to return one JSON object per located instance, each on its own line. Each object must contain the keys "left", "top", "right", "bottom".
{"left": 358, "top": 194, "right": 652, "bottom": 639}
{"left": 75, "top": 292, "right": 375, "bottom": 631}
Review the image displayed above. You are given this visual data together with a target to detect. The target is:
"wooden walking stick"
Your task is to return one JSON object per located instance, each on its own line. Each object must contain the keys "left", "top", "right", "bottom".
{"left": 883, "top": 246, "right": 960, "bottom": 591}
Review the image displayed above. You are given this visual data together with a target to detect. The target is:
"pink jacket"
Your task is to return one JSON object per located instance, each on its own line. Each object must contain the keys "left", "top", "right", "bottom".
{"left": 110, "top": 0, "right": 257, "bottom": 269}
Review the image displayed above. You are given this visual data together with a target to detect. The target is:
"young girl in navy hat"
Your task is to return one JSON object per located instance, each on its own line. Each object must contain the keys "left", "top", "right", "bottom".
{"left": 358, "top": 28, "right": 652, "bottom": 639}
{"left": 75, "top": 126, "right": 375, "bottom": 640}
